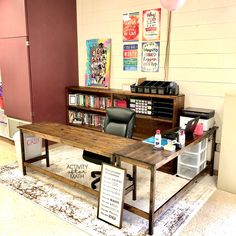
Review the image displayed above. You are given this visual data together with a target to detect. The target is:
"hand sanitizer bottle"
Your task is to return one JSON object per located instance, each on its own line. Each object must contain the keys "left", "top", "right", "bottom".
{"left": 178, "top": 129, "right": 185, "bottom": 148}
{"left": 155, "top": 129, "right": 162, "bottom": 148}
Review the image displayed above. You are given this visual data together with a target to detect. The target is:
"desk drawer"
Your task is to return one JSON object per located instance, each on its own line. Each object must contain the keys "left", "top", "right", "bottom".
{"left": 188, "top": 139, "right": 207, "bottom": 153}
{"left": 177, "top": 162, "right": 206, "bottom": 180}
{"left": 178, "top": 150, "right": 207, "bottom": 167}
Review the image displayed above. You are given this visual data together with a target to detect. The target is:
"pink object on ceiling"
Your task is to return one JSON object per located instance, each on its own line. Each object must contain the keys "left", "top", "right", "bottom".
{"left": 160, "top": 0, "right": 186, "bottom": 11}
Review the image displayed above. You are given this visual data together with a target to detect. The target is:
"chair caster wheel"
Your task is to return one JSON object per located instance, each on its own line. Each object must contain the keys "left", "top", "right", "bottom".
{"left": 127, "top": 174, "right": 133, "bottom": 181}
{"left": 91, "top": 183, "right": 97, "bottom": 189}
{"left": 91, "top": 172, "right": 96, "bottom": 178}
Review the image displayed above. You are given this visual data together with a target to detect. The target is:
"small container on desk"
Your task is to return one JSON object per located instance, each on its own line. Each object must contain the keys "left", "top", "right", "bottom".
{"left": 158, "top": 81, "right": 171, "bottom": 95}
{"left": 143, "top": 81, "right": 157, "bottom": 94}
{"left": 130, "top": 83, "right": 137, "bottom": 93}
{"left": 137, "top": 81, "right": 151, "bottom": 93}
{"left": 150, "top": 81, "right": 164, "bottom": 94}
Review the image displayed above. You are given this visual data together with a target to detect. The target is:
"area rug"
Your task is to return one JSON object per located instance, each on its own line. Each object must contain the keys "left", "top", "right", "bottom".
{"left": 0, "top": 145, "right": 217, "bottom": 235}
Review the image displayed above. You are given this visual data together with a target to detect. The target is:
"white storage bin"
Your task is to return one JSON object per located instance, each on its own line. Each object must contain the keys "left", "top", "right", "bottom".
{"left": 188, "top": 139, "right": 207, "bottom": 153}
{"left": 178, "top": 150, "right": 207, "bottom": 167}
{"left": 177, "top": 162, "right": 206, "bottom": 180}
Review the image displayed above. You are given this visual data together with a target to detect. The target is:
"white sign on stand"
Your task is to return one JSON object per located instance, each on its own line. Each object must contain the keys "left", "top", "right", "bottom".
{"left": 97, "top": 163, "right": 126, "bottom": 228}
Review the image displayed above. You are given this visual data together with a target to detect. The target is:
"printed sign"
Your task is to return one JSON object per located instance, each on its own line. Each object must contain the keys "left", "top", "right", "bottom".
{"left": 142, "top": 8, "right": 161, "bottom": 41}
{"left": 123, "top": 44, "right": 138, "bottom": 71}
{"left": 141, "top": 42, "right": 160, "bottom": 72}
{"left": 97, "top": 163, "right": 126, "bottom": 228}
{"left": 85, "top": 38, "right": 111, "bottom": 88}
{"left": 123, "top": 12, "right": 139, "bottom": 42}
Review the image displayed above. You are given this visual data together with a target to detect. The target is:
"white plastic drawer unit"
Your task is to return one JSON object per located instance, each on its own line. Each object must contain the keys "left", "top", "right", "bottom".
{"left": 177, "top": 138, "right": 208, "bottom": 179}
{"left": 178, "top": 150, "right": 207, "bottom": 167}
{"left": 177, "top": 162, "right": 206, "bottom": 180}
{"left": 187, "top": 139, "right": 207, "bottom": 153}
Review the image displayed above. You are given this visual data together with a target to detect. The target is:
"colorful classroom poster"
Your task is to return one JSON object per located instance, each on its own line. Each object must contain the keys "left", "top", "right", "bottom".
{"left": 141, "top": 42, "right": 160, "bottom": 72}
{"left": 85, "top": 38, "right": 111, "bottom": 88}
{"left": 123, "top": 44, "right": 138, "bottom": 71}
{"left": 123, "top": 12, "right": 139, "bottom": 42}
{"left": 142, "top": 8, "right": 161, "bottom": 41}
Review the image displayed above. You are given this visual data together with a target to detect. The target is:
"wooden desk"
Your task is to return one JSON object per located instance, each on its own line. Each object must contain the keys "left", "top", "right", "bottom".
{"left": 19, "top": 122, "right": 217, "bottom": 234}
{"left": 113, "top": 127, "right": 217, "bottom": 235}
{"left": 18, "top": 122, "right": 137, "bottom": 197}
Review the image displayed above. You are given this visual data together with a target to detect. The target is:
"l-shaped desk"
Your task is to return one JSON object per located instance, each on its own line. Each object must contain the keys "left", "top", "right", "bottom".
{"left": 19, "top": 122, "right": 217, "bottom": 235}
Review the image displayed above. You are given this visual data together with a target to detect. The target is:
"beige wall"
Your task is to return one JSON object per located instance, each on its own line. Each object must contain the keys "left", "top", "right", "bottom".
{"left": 76, "top": 0, "right": 236, "bottom": 168}
{"left": 218, "top": 92, "right": 236, "bottom": 193}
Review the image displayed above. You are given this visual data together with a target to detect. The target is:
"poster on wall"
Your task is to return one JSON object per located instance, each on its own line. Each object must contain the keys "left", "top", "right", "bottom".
{"left": 123, "top": 44, "right": 138, "bottom": 71}
{"left": 142, "top": 8, "right": 161, "bottom": 41}
{"left": 141, "top": 42, "right": 160, "bottom": 72}
{"left": 85, "top": 38, "right": 111, "bottom": 88}
{"left": 123, "top": 12, "right": 139, "bottom": 42}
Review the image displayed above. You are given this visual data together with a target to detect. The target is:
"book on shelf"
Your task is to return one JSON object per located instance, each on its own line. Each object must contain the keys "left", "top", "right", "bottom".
{"left": 69, "top": 110, "right": 105, "bottom": 129}
{"left": 68, "top": 110, "right": 76, "bottom": 123}
{"left": 69, "top": 94, "right": 79, "bottom": 105}
{"left": 106, "top": 97, "right": 111, "bottom": 108}
{"left": 114, "top": 99, "right": 127, "bottom": 108}
{"left": 79, "top": 94, "right": 85, "bottom": 106}
{"left": 69, "top": 93, "right": 111, "bottom": 110}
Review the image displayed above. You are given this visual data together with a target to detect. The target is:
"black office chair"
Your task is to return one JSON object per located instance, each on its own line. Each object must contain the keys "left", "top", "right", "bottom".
{"left": 83, "top": 107, "right": 136, "bottom": 189}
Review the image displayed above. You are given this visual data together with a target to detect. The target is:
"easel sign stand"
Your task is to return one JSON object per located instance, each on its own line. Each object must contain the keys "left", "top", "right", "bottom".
{"left": 97, "top": 163, "right": 126, "bottom": 228}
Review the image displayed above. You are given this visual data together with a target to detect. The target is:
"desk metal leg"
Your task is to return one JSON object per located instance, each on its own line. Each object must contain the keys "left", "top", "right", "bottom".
{"left": 20, "top": 131, "right": 26, "bottom": 175}
{"left": 210, "top": 129, "right": 216, "bottom": 176}
{"left": 132, "top": 165, "right": 137, "bottom": 201}
{"left": 45, "top": 139, "right": 50, "bottom": 167}
{"left": 148, "top": 166, "right": 156, "bottom": 235}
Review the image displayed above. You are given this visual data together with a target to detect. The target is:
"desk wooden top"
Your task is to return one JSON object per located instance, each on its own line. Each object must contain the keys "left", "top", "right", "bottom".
{"left": 18, "top": 122, "right": 137, "bottom": 158}
{"left": 113, "top": 127, "right": 217, "bottom": 170}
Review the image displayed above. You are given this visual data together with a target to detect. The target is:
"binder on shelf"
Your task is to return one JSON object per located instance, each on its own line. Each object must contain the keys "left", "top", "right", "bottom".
{"left": 114, "top": 100, "right": 127, "bottom": 108}
{"left": 69, "top": 94, "right": 78, "bottom": 105}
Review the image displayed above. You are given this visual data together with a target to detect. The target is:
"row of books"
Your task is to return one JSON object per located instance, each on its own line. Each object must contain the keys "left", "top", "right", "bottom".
{"left": 69, "top": 94, "right": 111, "bottom": 109}
{"left": 68, "top": 110, "right": 105, "bottom": 128}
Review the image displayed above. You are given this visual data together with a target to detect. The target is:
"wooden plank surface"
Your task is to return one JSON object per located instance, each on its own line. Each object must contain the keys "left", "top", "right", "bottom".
{"left": 18, "top": 122, "right": 137, "bottom": 158}
{"left": 114, "top": 127, "right": 218, "bottom": 169}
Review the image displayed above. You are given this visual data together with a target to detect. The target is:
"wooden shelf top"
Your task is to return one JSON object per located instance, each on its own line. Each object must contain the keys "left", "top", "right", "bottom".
{"left": 66, "top": 86, "right": 185, "bottom": 99}
{"left": 67, "top": 105, "right": 107, "bottom": 114}
{"left": 136, "top": 114, "right": 173, "bottom": 123}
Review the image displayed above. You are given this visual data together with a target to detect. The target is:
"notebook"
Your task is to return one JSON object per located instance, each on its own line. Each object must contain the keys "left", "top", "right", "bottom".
{"left": 143, "top": 136, "right": 168, "bottom": 146}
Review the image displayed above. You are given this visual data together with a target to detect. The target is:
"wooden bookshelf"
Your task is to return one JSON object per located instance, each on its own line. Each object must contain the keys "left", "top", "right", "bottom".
{"left": 66, "top": 86, "right": 185, "bottom": 175}
{"left": 66, "top": 86, "right": 185, "bottom": 140}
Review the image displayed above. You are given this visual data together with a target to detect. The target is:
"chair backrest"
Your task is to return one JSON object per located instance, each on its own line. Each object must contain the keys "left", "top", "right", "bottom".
{"left": 104, "top": 107, "right": 136, "bottom": 138}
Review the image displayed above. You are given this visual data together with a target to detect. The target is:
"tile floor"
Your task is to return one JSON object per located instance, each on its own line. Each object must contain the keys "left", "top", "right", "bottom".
{"left": 0, "top": 137, "right": 236, "bottom": 236}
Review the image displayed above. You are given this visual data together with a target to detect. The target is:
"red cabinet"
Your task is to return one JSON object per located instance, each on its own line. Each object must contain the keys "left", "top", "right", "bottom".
{"left": 0, "top": 0, "right": 78, "bottom": 123}
{"left": 0, "top": 37, "right": 32, "bottom": 121}
{"left": 0, "top": 0, "right": 27, "bottom": 38}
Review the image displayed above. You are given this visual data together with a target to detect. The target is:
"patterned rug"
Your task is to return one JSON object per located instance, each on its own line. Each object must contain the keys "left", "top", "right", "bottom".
{"left": 0, "top": 145, "right": 217, "bottom": 235}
